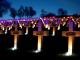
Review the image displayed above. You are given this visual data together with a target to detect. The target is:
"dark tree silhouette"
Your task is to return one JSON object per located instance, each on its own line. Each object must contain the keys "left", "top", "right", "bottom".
{"left": 43, "top": 13, "right": 56, "bottom": 17}
{"left": 72, "top": 13, "right": 79, "bottom": 17}
{"left": 17, "top": 6, "right": 24, "bottom": 18}
{"left": 24, "top": 6, "right": 29, "bottom": 18}
{"left": 58, "top": 8, "right": 68, "bottom": 16}
{"left": 0, "top": 0, "right": 11, "bottom": 17}
{"left": 0, "top": 11, "right": 3, "bottom": 17}
{"left": 40, "top": 9, "right": 47, "bottom": 17}
{"left": 29, "top": 7, "right": 36, "bottom": 17}
{"left": 10, "top": 8, "right": 17, "bottom": 19}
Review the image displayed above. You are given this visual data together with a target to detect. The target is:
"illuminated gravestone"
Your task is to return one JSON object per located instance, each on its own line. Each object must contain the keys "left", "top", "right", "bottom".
{"left": 32, "top": 21, "right": 35, "bottom": 28}
{"left": 50, "top": 18, "right": 57, "bottom": 36}
{"left": 60, "top": 17, "right": 67, "bottom": 27}
{"left": 40, "top": 18, "right": 48, "bottom": 29}
{"left": 0, "top": 26, "right": 4, "bottom": 35}
{"left": 2, "top": 20, "right": 13, "bottom": 34}
{"left": 40, "top": 17, "right": 59, "bottom": 36}
{"left": 10, "top": 21, "right": 22, "bottom": 50}
{"left": 43, "top": 18, "right": 50, "bottom": 30}
{"left": 62, "top": 17, "right": 80, "bottom": 56}
{"left": 0, "top": 20, "right": 9, "bottom": 34}
{"left": 50, "top": 18, "right": 61, "bottom": 36}
{"left": 18, "top": 19, "right": 26, "bottom": 34}
{"left": 24, "top": 20, "right": 31, "bottom": 35}
{"left": 43, "top": 17, "right": 56, "bottom": 36}
{"left": 31, "top": 18, "right": 38, "bottom": 29}
{"left": 1, "top": 21, "right": 8, "bottom": 34}
{"left": 18, "top": 20, "right": 24, "bottom": 29}
{"left": 7, "top": 20, "right": 13, "bottom": 31}
{"left": 57, "top": 18, "right": 61, "bottom": 30}
{"left": 40, "top": 17, "right": 56, "bottom": 36}
{"left": 31, "top": 19, "right": 37, "bottom": 29}
{"left": 77, "top": 17, "right": 80, "bottom": 28}
{"left": 33, "top": 19, "right": 48, "bottom": 53}
{"left": 41, "top": 17, "right": 51, "bottom": 30}
{"left": 0, "top": 20, "right": 5, "bottom": 31}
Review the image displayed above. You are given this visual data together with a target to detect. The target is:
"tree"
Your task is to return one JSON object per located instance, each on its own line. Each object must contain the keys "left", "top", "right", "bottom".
{"left": 0, "top": 0, "right": 11, "bottom": 17}
{"left": 72, "top": 13, "right": 79, "bottom": 17}
{"left": 40, "top": 9, "right": 47, "bottom": 17}
{"left": 0, "top": 10, "right": 3, "bottom": 17}
{"left": 24, "top": 6, "right": 29, "bottom": 17}
{"left": 10, "top": 8, "right": 17, "bottom": 19}
{"left": 29, "top": 7, "right": 36, "bottom": 17}
{"left": 58, "top": 8, "right": 68, "bottom": 16}
{"left": 17, "top": 6, "right": 24, "bottom": 18}
{"left": 43, "top": 13, "right": 56, "bottom": 17}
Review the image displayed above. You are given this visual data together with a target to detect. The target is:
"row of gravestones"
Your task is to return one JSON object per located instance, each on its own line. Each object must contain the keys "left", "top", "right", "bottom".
{"left": 0, "top": 22, "right": 79, "bottom": 56}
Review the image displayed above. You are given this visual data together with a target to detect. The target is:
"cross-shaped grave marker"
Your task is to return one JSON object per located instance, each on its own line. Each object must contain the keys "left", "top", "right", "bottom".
{"left": 62, "top": 18, "right": 80, "bottom": 56}
{"left": 10, "top": 21, "right": 22, "bottom": 50}
{"left": 33, "top": 19, "right": 48, "bottom": 53}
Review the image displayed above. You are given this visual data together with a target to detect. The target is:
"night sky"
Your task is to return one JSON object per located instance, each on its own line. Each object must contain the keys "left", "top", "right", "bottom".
{"left": 1, "top": 0, "right": 80, "bottom": 19}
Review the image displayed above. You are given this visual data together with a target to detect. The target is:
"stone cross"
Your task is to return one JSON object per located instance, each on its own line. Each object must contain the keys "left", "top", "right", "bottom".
{"left": 33, "top": 19, "right": 48, "bottom": 53}
{"left": 62, "top": 18, "right": 80, "bottom": 56}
